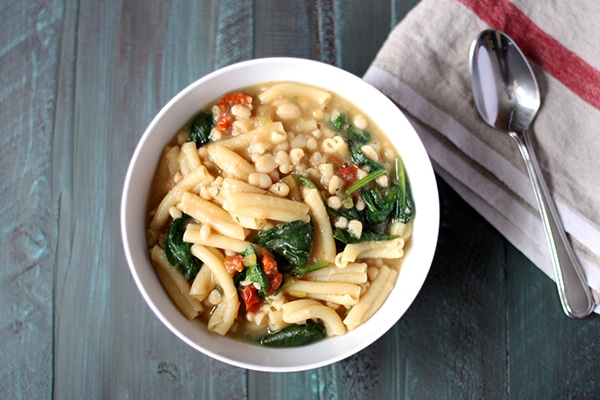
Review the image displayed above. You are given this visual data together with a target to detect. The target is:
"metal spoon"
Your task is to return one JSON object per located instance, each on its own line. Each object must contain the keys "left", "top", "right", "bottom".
{"left": 469, "top": 29, "right": 594, "bottom": 318}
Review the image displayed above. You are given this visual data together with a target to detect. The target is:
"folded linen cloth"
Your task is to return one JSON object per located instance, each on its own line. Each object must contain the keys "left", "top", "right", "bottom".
{"left": 364, "top": 0, "right": 600, "bottom": 312}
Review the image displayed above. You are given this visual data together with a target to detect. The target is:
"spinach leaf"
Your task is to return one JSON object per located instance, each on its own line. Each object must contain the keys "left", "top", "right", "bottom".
{"left": 329, "top": 113, "right": 347, "bottom": 132}
{"left": 296, "top": 175, "right": 318, "bottom": 190}
{"left": 391, "top": 157, "right": 415, "bottom": 223}
{"left": 241, "top": 245, "right": 270, "bottom": 297}
{"left": 361, "top": 185, "right": 401, "bottom": 225}
{"left": 289, "top": 261, "right": 328, "bottom": 276}
{"left": 327, "top": 205, "right": 362, "bottom": 222}
{"left": 345, "top": 168, "right": 387, "bottom": 195}
{"left": 259, "top": 321, "right": 326, "bottom": 347}
{"left": 346, "top": 126, "right": 383, "bottom": 172}
{"left": 164, "top": 215, "right": 201, "bottom": 280}
{"left": 254, "top": 220, "right": 313, "bottom": 272}
{"left": 329, "top": 113, "right": 383, "bottom": 171}
{"left": 189, "top": 111, "right": 214, "bottom": 147}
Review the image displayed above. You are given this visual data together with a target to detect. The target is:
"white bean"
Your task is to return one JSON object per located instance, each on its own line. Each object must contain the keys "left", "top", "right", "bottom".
{"left": 353, "top": 114, "right": 368, "bottom": 130}
{"left": 327, "top": 195, "right": 342, "bottom": 210}
{"left": 276, "top": 102, "right": 301, "bottom": 120}
{"left": 255, "top": 154, "right": 277, "bottom": 173}
{"left": 347, "top": 220, "right": 363, "bottom": 238}
{"left": 248, "top": 172, "right": 272, "bottom": 189}
{"left": 360, "top": 145, "right": 379, "bottom": 162}
{"left": 328, "top": 175, "right": 344, "bottom": 195}
{"left": 231, "top": 104, "right": 251, "bottom": 119}
{"left": 269, "top": 182, "right": 290, "bottom": 197}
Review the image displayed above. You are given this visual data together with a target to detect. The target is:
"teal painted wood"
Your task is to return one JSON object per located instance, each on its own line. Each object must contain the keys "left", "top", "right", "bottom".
{"left": 3, "top": 0, "right": 600, "bottom": 399}
{"left": 0, "top": 1, "right": 64, "bottom": 398}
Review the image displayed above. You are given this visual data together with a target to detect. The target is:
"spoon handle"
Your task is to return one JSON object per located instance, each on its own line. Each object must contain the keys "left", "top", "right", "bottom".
{"left": 510, "top": 131, "right": 595, "bottom": 318}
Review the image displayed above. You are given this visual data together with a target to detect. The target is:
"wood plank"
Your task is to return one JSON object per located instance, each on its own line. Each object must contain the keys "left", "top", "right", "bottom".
{"left": 51, "top": 1, "right": 246, "bottom": 398}
{"left": 506, "top": 245, "right": 600, "bottom": 398}
{"left": 0, "top": 1, "right": 65, "bottom": 398}
{"left": 335, "top": 0, "right": 395, "bottom": 75}
{"left": 367, "top": 177, "right": 508, "bottom": 398}
{"left": 9, "top": 0, "right": 599, "bottom": 398}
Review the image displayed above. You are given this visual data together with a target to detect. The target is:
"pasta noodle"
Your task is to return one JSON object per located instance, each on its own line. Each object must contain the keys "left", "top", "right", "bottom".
{"left": 335, "top": 238, "right": 405, "bottom": 268}
{"left": 183, "top": 224, "right": 252, "bottom": 253}
{"left": 303, "top": 262, "right": 368, "bottom": 284}
{"left": 343, "top": 265, "right": 397, "bottom": 331}
{"left": 221, "top": 192, "right": 310, "bottom": 223}
{"left": 208, "top": 122, "right": 287, "bottom": 150}
{"left": 150, "top": 166, "right": 213, "bottom": 230}
{"left": 258, "top": 83, "right": 332, "bottom": 109}
{"left": 150, "top": 245, "right": 203, "bottom": 319}
{"left": 146, "top": 81, "right": 415, "bottom": 345}
{"left": 282, "top": 299, "right": 346, "bottom": 336}
{"left": 284, "top": 278, "right": 361, "bottom": 306}
{"left": 190, "top": 244, "right": 239, "bottom": 335}
{"left": 177, "top": 192, "right": 247, "bottom": 240}
{"left": 208, "top": 145, "right": 255, "bottom": 180}
{"left": 303, "top": 187, "right": 336, "bottom": 263}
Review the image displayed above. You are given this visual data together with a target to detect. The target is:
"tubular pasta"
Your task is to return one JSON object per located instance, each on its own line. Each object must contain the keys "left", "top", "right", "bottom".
{"left": 150, "top": 245, "right": 203, "bottom": 319}
{"left": 258, "top": 83, "right": 332, "bottom": 109}
{"left": 183, "top": 225, "right": 251, "bottom": 253}
{"left": 177, "top": 191, "right": 247, "bottom": 240}
{"left": 282, "top": 299, "right": 346, "bottom": 336}
{"left": 208, "top": 145, "right": 255, "bottom": 180}
{"left": 149, "top": 166, "right": 213, "bottom": 230}
{"left": 303, "top": 262, "right": 367, "bottom": 284}
{"left": 164, "top": 146, "right": 180, "bottom": 175}
{"left": 178, "top": 141, "right": 201, "bottom": 175}
{"left": 209, "top": 122, "right": 287, "bottom": 150}
{"left": 284, "top": 278, "right": 361, "bottom": 306}
{"left": 303, "top": 187, "right": 336, "bottom": 263}
{"left": 335, "top": 238, "right": 405, "bottom": 268}
{"left": 190, "top": 244, "right": 239, "bottom": 335}
{"left": 343, "top": 265, "right": 397, "bottom": 331}
{"left": 189, "top": 265, "right": 215, "bottom": 301}
{"left": 221, "top": 192, "right": 310, "bottom": 222}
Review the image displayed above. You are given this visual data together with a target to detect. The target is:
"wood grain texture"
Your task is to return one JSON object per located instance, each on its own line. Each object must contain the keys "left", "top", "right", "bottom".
{"left": 2, "top": 0, "right": 600, "bottom": 398}
{"left": 0, "top": 1, "right": 64, "bottom": 398}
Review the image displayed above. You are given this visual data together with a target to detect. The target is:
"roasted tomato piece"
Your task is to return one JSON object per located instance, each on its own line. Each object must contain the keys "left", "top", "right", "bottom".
{"left": 340, "top": 163, "right": 359, "bottom": 189}
{"left": 261, "top": 252, "right": 282, "bottom": 295}
{"left": 216, "top": 92, "right": 253, "bottom": 131}
{"left": 239, "top": 285, "right": 260, "bottom": 313}
{"left": 224, "top": 254, "right": 245, "bottom": 276}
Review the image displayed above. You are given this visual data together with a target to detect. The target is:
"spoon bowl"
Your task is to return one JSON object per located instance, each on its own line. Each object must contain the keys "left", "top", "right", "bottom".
{"left": 470, "top": 30, "right": 540, "bottom": 135}
{"left": 469, "top": 29, "right": 594, "bottom": 318}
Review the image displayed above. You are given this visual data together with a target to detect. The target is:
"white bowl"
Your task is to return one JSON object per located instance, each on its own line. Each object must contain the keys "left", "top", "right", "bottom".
{"left": 121, "top": 57, "right": 439, "bottom": 372}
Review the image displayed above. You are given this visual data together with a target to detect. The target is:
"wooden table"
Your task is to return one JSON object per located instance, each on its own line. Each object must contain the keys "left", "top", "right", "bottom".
{"left": 3, "top": 1, "right": 599, "bottom": 398}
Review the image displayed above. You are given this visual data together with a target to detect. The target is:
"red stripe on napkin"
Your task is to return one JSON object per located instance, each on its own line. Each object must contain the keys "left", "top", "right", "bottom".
{"left": 458, "top": 0, "right": 600, "bottom": 110}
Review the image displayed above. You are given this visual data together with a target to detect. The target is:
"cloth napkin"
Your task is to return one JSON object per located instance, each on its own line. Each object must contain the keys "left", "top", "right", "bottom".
{"left": 363, "top": 0, "right": 600, "bottom": 313}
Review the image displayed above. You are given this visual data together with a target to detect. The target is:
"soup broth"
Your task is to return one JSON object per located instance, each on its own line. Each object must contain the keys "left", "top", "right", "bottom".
{"left": 146, "top": 81, "right": 414, "bottom": 346}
